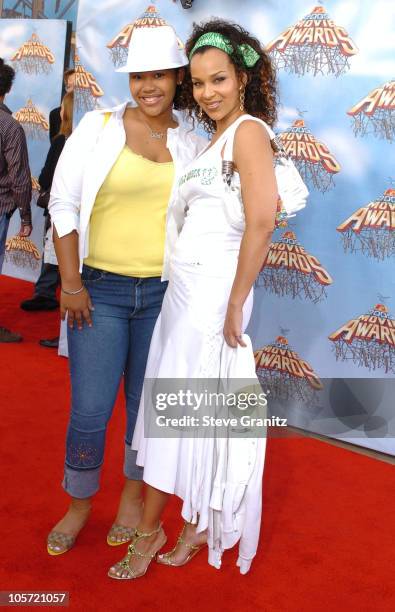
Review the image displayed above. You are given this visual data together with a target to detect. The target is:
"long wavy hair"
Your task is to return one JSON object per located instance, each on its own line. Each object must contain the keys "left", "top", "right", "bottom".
{"left": 58, "top": 91, "right": 74, "bottom": 138}
{"left": 175, "top": 19, "right": 278, "bottom": 133}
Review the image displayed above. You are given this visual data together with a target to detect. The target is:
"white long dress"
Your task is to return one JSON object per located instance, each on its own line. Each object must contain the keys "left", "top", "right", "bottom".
{"left": 132, "top": 116, "right": 267, "bottom": 574}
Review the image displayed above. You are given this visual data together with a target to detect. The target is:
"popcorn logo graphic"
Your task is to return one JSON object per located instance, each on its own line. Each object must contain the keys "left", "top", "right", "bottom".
{"left": 14, "top": 99, "right": 48, "bottom": 140}
{"left": 257, "top": 230, "right": 333, "bottom": 302}
{"left": 337, "top": 189, "right": 395, "bottom": 260}
{"left": 266, "top": 5, "right": 358, "bottom": 77}
{"left": 11, "top": 33, "right": 55, "bottom": 75}
{"left": 329, "top": 304, "right": 395, "bottom": 374}
{"left": 255, "top": 335, "right": 323, "bottom": 406}
{"left": 348, "top": 80, "right": 395, "bottom": 142}
{"left": 279, "top": 119, "right": 340, "bottom": 192}
{"left": 74, "top": 53, "right": 104, "bottom": 113}
{"left": 5, "top": 236, "right": 41, "bottom": 270}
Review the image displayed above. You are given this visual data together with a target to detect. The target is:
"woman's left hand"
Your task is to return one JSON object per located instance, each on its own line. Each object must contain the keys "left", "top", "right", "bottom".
{"left": 223, "top": 303, "right": 247, "bottom": 348}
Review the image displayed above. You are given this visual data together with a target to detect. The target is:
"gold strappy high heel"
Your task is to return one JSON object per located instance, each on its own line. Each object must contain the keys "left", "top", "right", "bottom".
{"left": 156, "top": 522, "right": 206, "bottom": 567}
{"left": 108, "top": 523, "right": 167, "bottom": 580}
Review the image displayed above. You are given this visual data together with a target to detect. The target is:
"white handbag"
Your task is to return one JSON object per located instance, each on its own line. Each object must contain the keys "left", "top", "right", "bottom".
{"left": 221, "top": 115, "right": 308, "bottom": 229}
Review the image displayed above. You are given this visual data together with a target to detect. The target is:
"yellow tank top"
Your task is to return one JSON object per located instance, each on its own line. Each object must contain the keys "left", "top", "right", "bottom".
{"left": 85, "top": 145, "right": 174, "bottom": 277}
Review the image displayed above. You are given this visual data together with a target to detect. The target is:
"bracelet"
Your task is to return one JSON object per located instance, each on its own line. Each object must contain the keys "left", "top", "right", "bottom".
{"left": 61, "top": 285, "right": 85, "bottom": 296}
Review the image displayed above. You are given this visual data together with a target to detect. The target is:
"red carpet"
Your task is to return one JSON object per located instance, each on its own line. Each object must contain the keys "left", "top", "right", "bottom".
{"left": 1, "top": 274, "right": 394, "bottom": 611}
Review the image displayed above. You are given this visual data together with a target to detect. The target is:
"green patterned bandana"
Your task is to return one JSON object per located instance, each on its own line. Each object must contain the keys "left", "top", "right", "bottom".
{"left": 189, "top": 32, "right": 260, "bottom": 68}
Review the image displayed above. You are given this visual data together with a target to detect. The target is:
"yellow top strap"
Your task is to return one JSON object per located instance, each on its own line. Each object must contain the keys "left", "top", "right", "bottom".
{"left": 103, "top": 112, "right": 111, "bottom": 127}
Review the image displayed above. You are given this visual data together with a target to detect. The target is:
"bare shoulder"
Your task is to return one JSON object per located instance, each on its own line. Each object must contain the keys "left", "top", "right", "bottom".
{"left": 234, "top": 119, "right": 272, "bottom": 163}
{"left": 234, "top": 119, "right": 271, "bottom": 146}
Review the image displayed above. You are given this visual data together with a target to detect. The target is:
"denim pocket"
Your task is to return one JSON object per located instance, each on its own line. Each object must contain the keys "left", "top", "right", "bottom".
{"left": 143, "top": 279, "right": 168, "bottom": 311}
{"left": 81, "top": 265, "right": 105, "bottom": 283}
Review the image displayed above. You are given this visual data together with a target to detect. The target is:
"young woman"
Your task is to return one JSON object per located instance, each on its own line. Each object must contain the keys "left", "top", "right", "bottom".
{"left": 46, "top": 17, "right": 204, "bottom": 555}
{"left": 108, "top": 19, "right": 278, "bottom": 579}
{"left": 40, "top": 91, "right": 74, "bottom": 191}
{"left": 38, "top": 90, "right": 74, "bottom": 348}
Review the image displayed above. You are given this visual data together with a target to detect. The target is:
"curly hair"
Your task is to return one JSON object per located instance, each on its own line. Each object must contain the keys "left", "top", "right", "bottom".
{"left": 0, "top": 58, "right": 15, "bottom": 97}
{"left": 175, "top": 19, "right": 278, "bottom": 133}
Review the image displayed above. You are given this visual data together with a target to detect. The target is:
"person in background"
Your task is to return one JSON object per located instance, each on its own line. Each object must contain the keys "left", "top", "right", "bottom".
{"left": 38, "top": 90, "right": 74, "bottom": 349}
{"left": 0, "top": 58, "right": 32, "bottom": 343}
{"left": 49, "top": 69, "right": 75, "bottom": 143}
{"left": 20, "top": 68, "right": 75, "bottom": 313}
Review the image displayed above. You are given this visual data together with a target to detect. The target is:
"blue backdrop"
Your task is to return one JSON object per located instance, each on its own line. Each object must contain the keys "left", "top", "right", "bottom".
{"left": 3, "top": 1, "right": 393, "bottom": 453}
{"left": 0, "top": 18, "right": 69, "bottom": 281}
{"left": 72, "top": 1, "right": 395, "bottom": 453}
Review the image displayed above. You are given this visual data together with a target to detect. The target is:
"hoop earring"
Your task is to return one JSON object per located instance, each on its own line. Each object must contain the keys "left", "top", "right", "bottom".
{"left": 239, "top": 86, "right": 245, "bottom": 112}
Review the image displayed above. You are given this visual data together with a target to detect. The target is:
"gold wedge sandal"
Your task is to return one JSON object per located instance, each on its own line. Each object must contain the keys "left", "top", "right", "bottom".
{"left": 107, "top": 523, "right": 167, "bottom": 580}
{"left": 156, "top": 522, "right": 206, "bottom": 567}
{"left": 47, "top": 531, "right": 76, "bottom": 556}
{"left": 107, "top": 524, "right": 137, "bottom": 547}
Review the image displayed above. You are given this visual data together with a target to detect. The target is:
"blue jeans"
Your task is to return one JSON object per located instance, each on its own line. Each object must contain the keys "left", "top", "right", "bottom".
{"left": 0, "top": 213, "right": 11, "bottom": 273}
{"left": 34, "top": 261, "right": 60, "bottom": 299}
{"left": 63, "top": 265, "right": 167, "bottom": 498}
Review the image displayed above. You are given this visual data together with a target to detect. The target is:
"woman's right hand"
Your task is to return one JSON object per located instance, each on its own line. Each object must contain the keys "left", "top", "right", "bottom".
{"left": 60, "top": 287, "right": 94, "bottom": 330}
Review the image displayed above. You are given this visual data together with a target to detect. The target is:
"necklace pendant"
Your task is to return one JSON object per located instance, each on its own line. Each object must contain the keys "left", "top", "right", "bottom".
{"left": 150, "top": 130, "right": 164, "bottom": 140}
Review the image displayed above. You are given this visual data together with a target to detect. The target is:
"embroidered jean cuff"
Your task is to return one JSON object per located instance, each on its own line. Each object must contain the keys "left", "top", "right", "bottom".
{"left": 62, "top": 464, "right": 101, "bottom": 498}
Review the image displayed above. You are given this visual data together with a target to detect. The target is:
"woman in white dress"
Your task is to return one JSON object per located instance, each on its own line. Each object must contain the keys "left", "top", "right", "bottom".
{"left": 108, "top": 19, "right": 279, "bottom": 579}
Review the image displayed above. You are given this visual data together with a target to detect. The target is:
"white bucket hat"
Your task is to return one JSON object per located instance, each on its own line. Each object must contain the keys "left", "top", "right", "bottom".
{"left": 116, "top": 6, "right": 188, "bottom": 73}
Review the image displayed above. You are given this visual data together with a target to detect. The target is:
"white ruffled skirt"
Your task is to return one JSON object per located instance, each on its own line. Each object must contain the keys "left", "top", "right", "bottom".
{"left": 132, "top": 254, "right": 266, "bottom": 573}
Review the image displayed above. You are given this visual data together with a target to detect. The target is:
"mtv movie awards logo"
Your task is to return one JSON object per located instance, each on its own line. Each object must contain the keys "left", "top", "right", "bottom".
{"left": 107, "top": 5, "right": 169, "bottom": 68}
{"left": 255, "top": 335, "right": 323, "bottom": 406}
{"left": 337, "top": 189, "right": 395, "bottom": 260}
{"left": 348, "top": 80, "right": 395, "bottom": 142}
{"left": 329, "top": 304, "right": 395, "bottom": 374}
{"left": 279, "top": 119, "right": 340, "bottom": 192}
{"left": 5, "top": 236, "right": 41, "bottom": 270}
{"left": 257, "top": 230, "right": 333, "bottom": 303}
{"left": 14, "top": 99, "right": 48, "bottom": 140}
{"left": 74, "top": 53, "right": 104, "bottom": 113}
{"left": 11, "top": 33, "right": 55, "bottom": 74}
{"left": 266, "top": 5, "right": 358, "bottom": 77}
